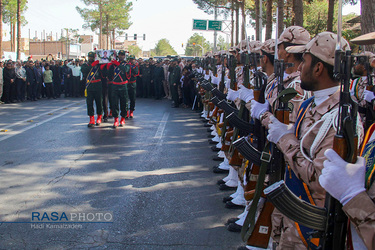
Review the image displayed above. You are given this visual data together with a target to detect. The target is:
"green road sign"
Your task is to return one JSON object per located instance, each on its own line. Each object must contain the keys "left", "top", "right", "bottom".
{"left": 193, "top": 19, "right": 207, "bottom": 30}
{"left": 208, "top": 20, "right": 222, "bottom": 31}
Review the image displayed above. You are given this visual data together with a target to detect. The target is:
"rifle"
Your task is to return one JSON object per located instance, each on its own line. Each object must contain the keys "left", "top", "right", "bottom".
{"left": 219, "top": 53, "right": 227, "bottom": 92}
{"left": 265, "top": 14, "right": 358, "bottom": 250}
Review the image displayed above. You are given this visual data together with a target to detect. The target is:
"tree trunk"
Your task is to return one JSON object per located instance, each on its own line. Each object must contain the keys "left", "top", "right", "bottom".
{"left": 293, "top": 0, "right": 303, "bottom": 26}
{"left": 99, "top": 0, "right": 102, "bottom": 49}
{"left": 231, "top": 0, "right": 234, "bottom": 46}
{"left": 255, "top": 0, "right": 260, "bottom": 41}
{"left": 0, "top": 0, "right": 3, "bottom": 57}
{"left": 361, "top": 0, "right": 375, "bottom": 52}
{"left": 241, "top": 0, "right": 246, "bottom": 41}
{"left": 327, "top": 0, "right": 335, "bottom": 32}
{"left": 265, "top": 0, "right": 272, "bottom": 40}
{"left": 16, "top": 0, "right": 21, "bottom": 60}
{"left": 277, "top": 0, "right": 284, "bottom": 35}
{"left": 106, "top": 14, "right": 109, "bottom": 50}
{"left": 112, "top": 29, "right": 115, "bottom": 50}
{"left": 235, "top": 1, "right": 239, "bottom": 45}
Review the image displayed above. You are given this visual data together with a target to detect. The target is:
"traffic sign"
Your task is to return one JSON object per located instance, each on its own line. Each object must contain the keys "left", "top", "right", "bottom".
{"left": 208, "top": 20, "right": 222, "bottom": 31}
{"left": 193, "top": 19, "right": 207, "bottom": 30}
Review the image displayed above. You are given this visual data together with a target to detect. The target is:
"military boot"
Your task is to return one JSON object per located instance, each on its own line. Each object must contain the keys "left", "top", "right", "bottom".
{"left": 88, "top": 116, "right": 95, "bottom": 128}
{"left": 96, "top": 115, "right": 102, "bottom": 126}
{"left": 120, "top": 117, "right": 126, "bottom": 126}
{"left": 113, "top": 117, "right": 119, "bottom": 128}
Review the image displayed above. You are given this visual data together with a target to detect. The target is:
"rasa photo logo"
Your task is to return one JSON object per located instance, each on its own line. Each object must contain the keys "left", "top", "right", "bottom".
{"left": 30, "top": 211, "right": 113, "bottom": 229}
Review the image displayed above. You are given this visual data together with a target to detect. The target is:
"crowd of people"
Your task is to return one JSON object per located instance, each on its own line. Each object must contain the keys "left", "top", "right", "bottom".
{"left": 0, "top": 58, "right": 87, "bottom": 104}
{"left": 194, "top": 27, "right": 375, "bottom": 249}
{"left": 134, "top": 56, "right": 199, "bottom": 109}
{"left": 0, "top": 55, "right": 201, "bottom": 114}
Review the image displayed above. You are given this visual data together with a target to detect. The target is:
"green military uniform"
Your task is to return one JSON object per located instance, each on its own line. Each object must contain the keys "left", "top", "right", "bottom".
{"left": 127, "top": 55, "right": 140, "bottom": 112}
{"left": 108, "top": 56, "right": 130, "bottom": 119}
{"left": 81, "top": 59, "right": 104, "bottom": 117}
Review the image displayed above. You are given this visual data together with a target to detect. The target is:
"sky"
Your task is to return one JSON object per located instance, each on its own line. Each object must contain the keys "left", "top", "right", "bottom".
{"left": 15, "top": 0, "right": 362, "bottom": 55}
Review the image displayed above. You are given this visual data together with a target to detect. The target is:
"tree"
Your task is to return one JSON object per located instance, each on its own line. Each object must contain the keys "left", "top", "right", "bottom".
{"left": 184, "top": 33, "right": 211, "bottom": 56}
{"left": 361, "top": 0, "right": 375, "bottom": 52}
{"left": 128, "top": 44, "right": 141, "bottom": 57}
{"left": 16, "top": 0, "right": 20, "bottom": 60}
{"left": 0, "top": 0, "right": 3, "bottom": 57}
{"left": 153, "top": 39, "right": 177, "bottom": 56}
{"left": 3, "top": 0, "right": 27, "bottom": 52}
{"left": 217, "top": 35, "right": 229, "bottom": 51}
{"left": 76, "top": 0, "right": 132, "bottom": 49}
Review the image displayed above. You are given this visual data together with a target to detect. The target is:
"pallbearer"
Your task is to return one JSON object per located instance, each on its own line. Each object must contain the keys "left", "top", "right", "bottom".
{"left": 108, "top": 50, "right": 130, "bottom": 128}
{"left": 81, "top": 51, "right": 106, "bottom": 128}
{"left": 126, "top": 55, "right": 140, "bottom": 118}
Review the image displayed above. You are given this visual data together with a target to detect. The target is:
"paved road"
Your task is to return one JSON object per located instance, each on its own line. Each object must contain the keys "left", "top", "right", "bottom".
{"left": 0, "top": 98, "right": 243, "bottom": 249}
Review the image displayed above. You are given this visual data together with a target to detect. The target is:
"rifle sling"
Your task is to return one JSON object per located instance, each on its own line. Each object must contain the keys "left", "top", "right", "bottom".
{"left": 241, "top": 142, "right": 271, "bottom": 242}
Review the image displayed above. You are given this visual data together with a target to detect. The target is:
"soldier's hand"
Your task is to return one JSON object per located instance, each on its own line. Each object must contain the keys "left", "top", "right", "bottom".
{"left": 320, "top": 149, "right": 366, "bottom": 206}
{"left": 267, "top": 115, "right": 294, "bottom": 143}
{"left": 238, "top": 85, "right": 254, "bottom": 103}
{"left": 250, "top": 100, "right": 268, "bottom": 120}
{"left": 364, "top": 89, "right": 375, "bottom": 103}
{"left": 226, "top": 89, "right": 239, "bottom": 101}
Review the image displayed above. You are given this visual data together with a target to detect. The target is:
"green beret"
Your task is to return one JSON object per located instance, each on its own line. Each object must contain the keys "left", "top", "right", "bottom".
{"left": 88, "top": 51, "right": 95, "bottom": 57}
{"left": 128, "top": 55, "right": 135, "bottom": 59}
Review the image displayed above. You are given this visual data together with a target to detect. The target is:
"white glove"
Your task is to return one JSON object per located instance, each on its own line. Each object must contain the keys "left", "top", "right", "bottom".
{"left": 250, "top": 99, "right": 269, "bottom": 120}
{"left": 238, "top": 85, "right": 254, "bottom": 103}
{"left": 227, "top": 89, "right": 239, "bottom": 101}
{"left": 363, "top": 89, "right": 375, "bottom": 103}
{"left": 266, "top": 116, "right": 294, "bottom": 143}
{"left": 319, "top": 149, "right": 366, "bottom": 206}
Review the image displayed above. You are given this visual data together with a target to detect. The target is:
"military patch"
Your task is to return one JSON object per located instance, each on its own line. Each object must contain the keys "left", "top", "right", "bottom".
{"left": 288, "top": 102, "right": 294, "bottom": 112}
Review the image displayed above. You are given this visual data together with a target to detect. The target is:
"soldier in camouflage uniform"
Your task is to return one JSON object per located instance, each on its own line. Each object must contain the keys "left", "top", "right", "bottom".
{"left": 267, "top": 32, "right": 361, "bottom": 249}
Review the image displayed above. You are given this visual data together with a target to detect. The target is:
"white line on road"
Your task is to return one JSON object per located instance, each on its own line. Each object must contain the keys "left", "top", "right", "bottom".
{"left": 0, "top": 104, "right": 84, "bottom": 142}
{"left": 154, "top": 112, "right": 170, "bottom": 141}
{"left": 0, "top": 101, "right": 82, "bottom": 131}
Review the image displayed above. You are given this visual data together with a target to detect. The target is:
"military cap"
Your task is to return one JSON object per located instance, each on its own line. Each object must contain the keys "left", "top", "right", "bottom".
{"left": 118, "top": 50, "right": 126, "bottom": 55}
{"left": 249, "top": 41, "right": 263, "bottom": 53}
{"left": 286, "top": 31, "right": 350, "bottom": 66}
{"left": 261, "top": 39, "right": 276, "bottom": 55}
{"left": 278, "top": 26, "right": 311, "bottom": 45}
{"left": 356, "top": 51, "right": 375, "bottom": 64}
{"left": 171, "top": 58, "right": 179, "bottom": 62}
{"left": 128, "top": 55, "right": 136, "bottom": 59}
{"left": 88, "top": 51, "right": 95, "bottom": 57}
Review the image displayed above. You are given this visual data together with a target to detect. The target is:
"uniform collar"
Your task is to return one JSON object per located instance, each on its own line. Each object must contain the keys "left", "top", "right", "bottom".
{"left": 311, "top": 88, "right": 340, "bottom": 116}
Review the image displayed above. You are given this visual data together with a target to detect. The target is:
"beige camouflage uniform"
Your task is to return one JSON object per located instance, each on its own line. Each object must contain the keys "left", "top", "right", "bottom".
{"left": 273, "top": 32, "right": 358, "bottom": 249}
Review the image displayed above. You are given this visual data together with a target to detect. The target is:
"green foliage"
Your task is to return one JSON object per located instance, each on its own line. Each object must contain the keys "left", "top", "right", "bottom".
{"left": 192, "top": 0, "right": 230, "bottom": 17}
{"left": 185, "top": 33, "right": 211, "bottom": 56}
{"left": 303, "top": 0, "right": 331, "bottom": 36}
{"left": 217, "top": 35, "right": 229, "bottom": 51}
{"left": 128, "top": 44, "right": 142, "bottom": 57}
{"left": 3, "top": 0, "right": 28, "bottom": 25}
{"left": 76, "top": 0, "right": 132, "bottom": 34}
{"left": 153, "top": 39, "right": 177, "bottom": 56}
